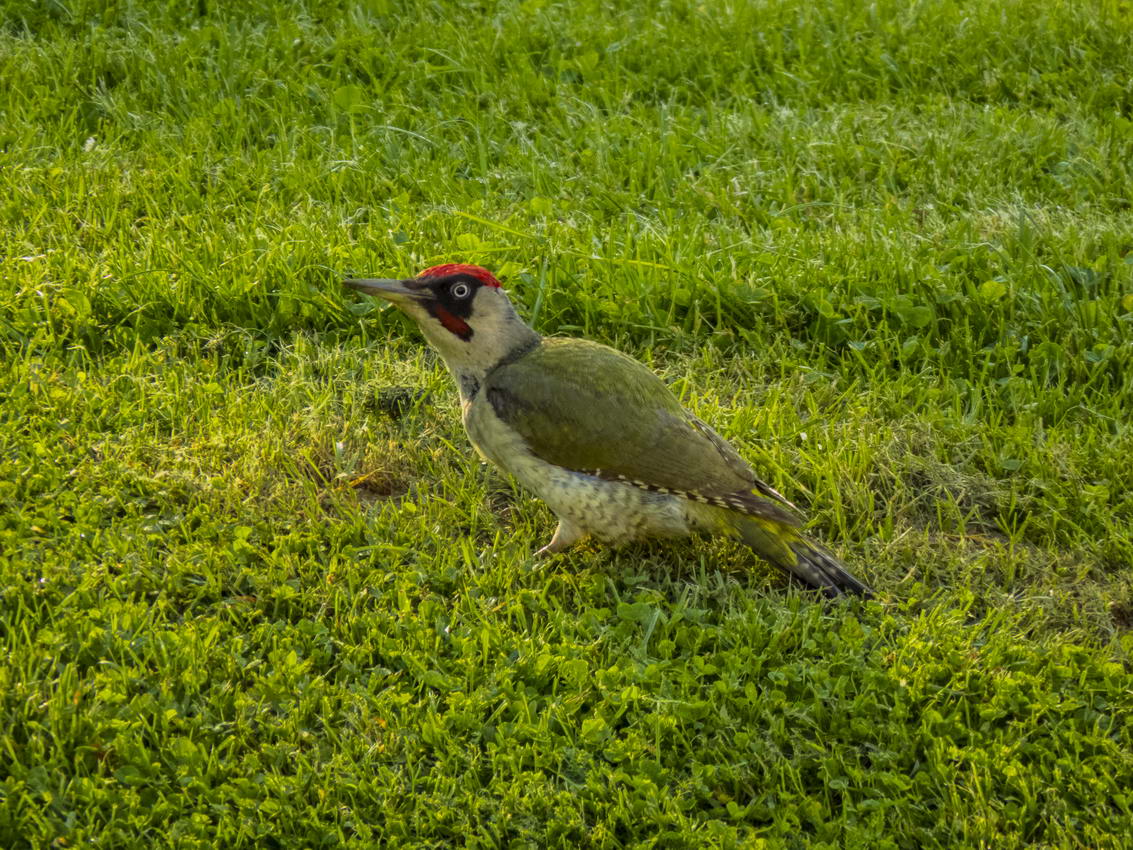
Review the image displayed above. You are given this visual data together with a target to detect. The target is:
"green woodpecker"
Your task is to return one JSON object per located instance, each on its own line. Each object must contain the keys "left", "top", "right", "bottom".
{"left": 344, "top": 264, "right": 871, "bottom": 598}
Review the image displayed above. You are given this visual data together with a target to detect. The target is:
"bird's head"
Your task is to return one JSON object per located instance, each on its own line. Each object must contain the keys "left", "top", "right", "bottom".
{"left": 344, "top": 263, "right": 539, "bottom": 393}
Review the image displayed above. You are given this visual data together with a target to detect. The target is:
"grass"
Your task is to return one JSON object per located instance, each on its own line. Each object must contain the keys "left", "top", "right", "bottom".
{"left": 2, "top": 0, "right": 1132, "bottom": 845}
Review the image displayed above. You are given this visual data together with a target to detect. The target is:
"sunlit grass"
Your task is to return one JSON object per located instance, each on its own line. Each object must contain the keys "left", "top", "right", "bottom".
{"left": 2, "top": 0, "right": 1131, "bottom": 846}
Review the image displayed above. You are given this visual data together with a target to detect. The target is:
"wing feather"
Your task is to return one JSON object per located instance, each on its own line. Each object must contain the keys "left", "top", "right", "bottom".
{"left": 484, "top": 338, "right": 801, "bottom": 526}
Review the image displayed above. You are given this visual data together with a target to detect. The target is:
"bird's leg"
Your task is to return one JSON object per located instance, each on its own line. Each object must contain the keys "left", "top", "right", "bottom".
{"left": 535, "top": 519, "right": 584, "bottom": 557}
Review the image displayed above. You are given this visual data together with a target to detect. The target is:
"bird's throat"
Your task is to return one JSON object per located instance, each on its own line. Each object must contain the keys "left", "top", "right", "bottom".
{"left": 454, "top": 337, "right": 540, "bottom": 403}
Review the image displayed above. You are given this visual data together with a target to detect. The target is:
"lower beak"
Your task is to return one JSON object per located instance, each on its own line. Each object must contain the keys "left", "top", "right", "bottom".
{"left": 342, "top": 278, "right": 418, "bottom": 303}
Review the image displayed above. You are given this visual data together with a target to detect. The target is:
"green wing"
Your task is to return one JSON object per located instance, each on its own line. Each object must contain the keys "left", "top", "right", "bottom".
{"left": 484, "top": 338, "right": 799, "bottom": 525}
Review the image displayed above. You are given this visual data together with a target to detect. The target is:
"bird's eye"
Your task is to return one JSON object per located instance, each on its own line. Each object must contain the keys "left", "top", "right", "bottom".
{"left": 451, "top": 283, "right": 471, "bottom": 299}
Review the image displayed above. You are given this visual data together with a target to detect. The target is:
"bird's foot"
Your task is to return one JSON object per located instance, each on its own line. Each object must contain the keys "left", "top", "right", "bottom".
{"left": 534, "top": 520, "right": 584, "bottom": 558}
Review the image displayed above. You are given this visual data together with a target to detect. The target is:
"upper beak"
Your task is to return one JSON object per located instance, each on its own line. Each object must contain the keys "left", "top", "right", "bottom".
{"left": 342, "top": 278, "right": 423, "bottom": 303}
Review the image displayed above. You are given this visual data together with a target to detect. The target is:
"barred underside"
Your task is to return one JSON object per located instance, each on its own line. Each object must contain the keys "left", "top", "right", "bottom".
{"left": 581, "top": 468, "right": 801, "bottom": 527}
{"left": 579, "top": 465, "right": 870, "bottom": 596}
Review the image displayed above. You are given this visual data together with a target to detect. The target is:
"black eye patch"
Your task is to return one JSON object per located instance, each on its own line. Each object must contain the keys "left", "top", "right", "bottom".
{"left": 428, "top": 273, "right": 484, "bottom": 319}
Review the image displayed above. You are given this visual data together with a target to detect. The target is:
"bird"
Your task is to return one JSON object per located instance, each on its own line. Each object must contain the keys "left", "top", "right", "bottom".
{"left": 344, "top": 263, "right": 871, "bottom": 598}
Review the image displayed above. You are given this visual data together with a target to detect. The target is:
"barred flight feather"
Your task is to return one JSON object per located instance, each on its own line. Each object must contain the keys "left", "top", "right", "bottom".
{"left": 579, "top": 469, "right": 801, "bottom": 526}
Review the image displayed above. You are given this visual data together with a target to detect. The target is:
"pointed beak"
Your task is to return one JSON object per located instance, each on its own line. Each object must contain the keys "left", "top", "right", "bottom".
{"left": 342, "top": 278, "right": 421, "bottom": 304}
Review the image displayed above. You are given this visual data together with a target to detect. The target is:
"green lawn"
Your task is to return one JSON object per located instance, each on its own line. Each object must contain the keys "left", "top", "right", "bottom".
{"left": 2, "top": 0, "right": 1132, "bottom": 846}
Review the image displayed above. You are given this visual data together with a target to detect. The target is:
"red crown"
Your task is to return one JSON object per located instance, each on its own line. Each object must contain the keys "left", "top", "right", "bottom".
{"left": 417, "top": 264, "right": 501, "bottom": 287}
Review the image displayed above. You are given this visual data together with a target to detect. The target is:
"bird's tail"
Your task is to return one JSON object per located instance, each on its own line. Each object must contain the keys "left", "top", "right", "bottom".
{"left": 734, "top": 515, "right": 872, "bottom": 599}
